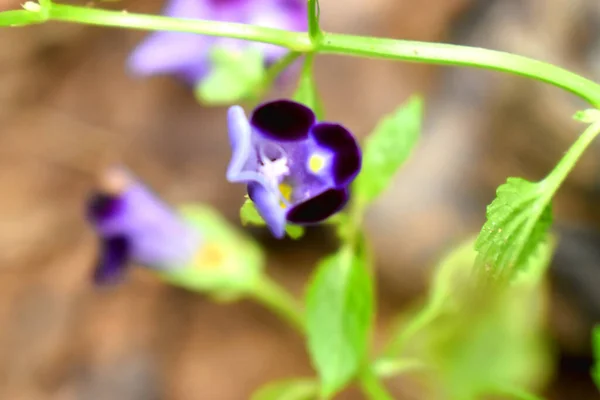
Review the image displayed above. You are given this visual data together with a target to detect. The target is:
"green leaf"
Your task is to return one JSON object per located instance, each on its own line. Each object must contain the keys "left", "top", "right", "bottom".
{"left": 305, "top": 245, "right": 374, "bottom": 398}
{"left": 384, "top": 234, "right": 555, "bottom": 358}
{"left": 474, "top": 177, "right": 553, "bottom": 282}
{"left": 240, "top": 198, "right": 305, "bottom": 239}
{"left": 293, "top": 55, "right": 324, "bottom": 120}
{"left": 593, "top": 325, "right": 600, "bottom": 390}
{"left": 353, "top": 95, "right": 423, "bottom": 205}
{"left": 285, "top": 224, "right": 305, "bottom": 240}
{"left": 195, "top": 47, "right": 265, "bottom": 106}
{"left": 251, "top": 378, "right": 317, "bottom": 400}
{"left": 410, "top": 236, "right": 556, "bottom": 399}
{"left": 158, "top": 204, "right": 264, "bottom": 296}
{"left": 240, "top": 198, "right": 266, "bottom": 227}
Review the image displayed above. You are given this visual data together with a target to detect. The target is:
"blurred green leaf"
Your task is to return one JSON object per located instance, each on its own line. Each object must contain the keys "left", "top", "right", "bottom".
{"left": 240, "top": 198, "right": 305, "bottom": 239}
{"left": 384, "top": 237, "right": 478, "bottom": 357}
{"left": 305, "top": 245, "right": 374, "bottom": 398}
{"left": 158, "top": 204, "right": 264, "bottom": 296}
{"left": 474, "top": 177, "right": 553, "bottom": 282}
{"left": 195, "top": 47, "right": 265, "bottom": 105}
{"left": 593, "top": 325, "right": 600, "bottom": 390}
{"left": 285, "top": 224, "right": 305, "bottom": 240}
{"left": 251, "top": 378, "right": 317, "bottom": 400}
{"left": 383, "top": 234, "right": 555, "bottom": 397}
{"left": 293, "top": 54, "right": 324, "bottom": 120}
{"left": 353, "top": 95, "right": 423, "bottom": 205}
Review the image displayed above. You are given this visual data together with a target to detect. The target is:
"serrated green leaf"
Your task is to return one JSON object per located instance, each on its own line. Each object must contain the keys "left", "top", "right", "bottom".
{"left": 195, "top": 47, "right": 265, "bottom": 105}
{"left": 353, "top": 96, "right": 423, "bottom": 205}
{"left": 474, "top": 177, "right": 553, "bottom": 282}
{"left": 158, "top": 204, "right": 264, "bottom": 295}
{"left": 293, "top": 55, "right": 324, "bottom": 120}
{"left": 251, "top": 378, "right": 317, "bottom": 400}
{"left": 240, "top": 198, "right": 266, "bottom": 227}
{"left": 305, "top": 245, "right": 374, "bottom": 398}
{"left": 593, "top": 325, "right": 600, "bottom": 390}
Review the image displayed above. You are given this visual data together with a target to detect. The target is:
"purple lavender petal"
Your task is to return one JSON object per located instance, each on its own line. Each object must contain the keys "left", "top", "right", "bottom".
{"left": 87, "top": 166, "right": 201, "bottom": 271}
{"left": 93, "top": 236, "right": 130, "bottom": 285}
{"left": 127, "top": 31, "right": 213, "bottom": 84}
{"left": 311, "top": 123, "right": 362, "bottom": 186}
{"left": 127, "top": 0, "right": 216, "bottom": 83}
{"left": 247, "top": 0, "right": 307, "bottom": 63}
{"left": 251, "top": 100, "right": 315, "bottom": 141}
{"left": 247, "top": 182, "right": 286, "bottom": 238}
{"left": 286, "top": 187, "right": 349, "bottom": 224}
{"left": 226, "top": 106, "right": 270, "bottom": 188}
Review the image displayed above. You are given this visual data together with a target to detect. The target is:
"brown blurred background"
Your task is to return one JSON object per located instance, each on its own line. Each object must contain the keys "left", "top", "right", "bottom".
{"left": 0, "top": 0, "right": 599, "bottom": 398}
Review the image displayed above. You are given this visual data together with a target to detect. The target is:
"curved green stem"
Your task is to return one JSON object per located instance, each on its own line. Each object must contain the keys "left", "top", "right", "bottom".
{"left": 320, "top": 34, "right": 600, "bottom": 106}
{"left": 48, "top": 3, "right": 314, "bottom": 51}
{"left": 542, "top": 118, "right": 600, "bottom": 193}
{"left": 249, "top": 50, "right": 302, "bottom": 107}
{"left": 358, "top": 367, "right": 395, "bottom": 400}
{"left": 249, "top": 276, "right": 306, "bottom": 334}
{"left": 4, "top": 2, "right": 600, "bottom": 106}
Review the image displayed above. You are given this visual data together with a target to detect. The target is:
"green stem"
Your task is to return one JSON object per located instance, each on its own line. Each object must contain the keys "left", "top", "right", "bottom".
{"left": 542, "top": 118, "right": 600, "bottom": 193}
{"left": 4, "top": 2, "right": 600, "bottom": 106}
{"left": 382, "top": 302, "right": 439, "bottom": 357}
{"left": 294, "top": 52, "right": 325, "bottom": 119}
{"left": 358, "top": 368, "right": 395, "bottom": 400}
{"left": 371, "top": 358, "right": 427, "bottom": 378}
{"left": 307, "top": 0, "right": 322, "bottom": 44}
{"left": 320, "top": 34, "right": 600, "bottom": 106}
{"left": 249, "top": 275, "right": 306, "bottom": 334}
{"left": 249, "top": 50, "right": 302, "bottom": 107}
{"left": 488, "top": 384, "right": 545, "bottom": 400}
{"left": 48, "top": 3, "right": 314, "bottom": 51}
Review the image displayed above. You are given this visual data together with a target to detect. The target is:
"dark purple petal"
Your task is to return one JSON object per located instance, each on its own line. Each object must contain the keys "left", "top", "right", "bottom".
{"left": 251, "top": 100, "right": 315, "bottom": 141}
{"left": 93, "top": 236, "right": 130, "bottom": 285}
{"left": 286, "top": 187, "right": 349, "bottom": 224}
{"left": 311, "top": 123, "right": 362, "bottom": 186}
{"left": 87, "top": 193, "right": 122, "bottom": 223}
{"left": 248, "top": 182, "right": 287, "bottom": 238}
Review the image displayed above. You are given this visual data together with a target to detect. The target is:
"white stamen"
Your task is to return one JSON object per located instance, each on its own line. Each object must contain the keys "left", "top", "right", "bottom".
{"left": 259, "top": 157, "right": 290, "bottom": 188}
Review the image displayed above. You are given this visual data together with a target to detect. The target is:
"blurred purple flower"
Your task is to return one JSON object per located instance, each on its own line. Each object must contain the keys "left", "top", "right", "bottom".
{"left": 127, "top": 0, "right": 307, "bottom": 84}
{"left": 86, "top": 166, "right": 202, "bottom": 285}
{"left": 227, "top": 100, "right": 362, "bottom": 238}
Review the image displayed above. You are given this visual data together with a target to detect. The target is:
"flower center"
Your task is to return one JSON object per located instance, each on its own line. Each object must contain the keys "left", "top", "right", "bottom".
{"left": 257, "top": 143, "right": 291, "bottom": 206}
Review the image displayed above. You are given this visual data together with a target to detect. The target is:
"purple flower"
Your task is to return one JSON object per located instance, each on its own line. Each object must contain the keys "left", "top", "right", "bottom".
{"left": 127, "top": 0, "right": 307, "bottom": 85}
{"left": 227, "top": 100, "right": 362, "bottom": 238}
{"left": 86, "top": 166, "right": 202, "bottom": 285}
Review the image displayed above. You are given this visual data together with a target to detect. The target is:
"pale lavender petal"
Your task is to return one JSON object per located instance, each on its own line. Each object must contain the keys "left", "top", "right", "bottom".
{"left": 248, "top": 0, "right": 307, "bottom": 62}
{"left": 127, "top": 31, "right": 213, "bottom": 83}
{"left": 248, "top": 182, "right": 286, "bottom": 238}
{"left": 87, "top": 166, "right": 201, "bottom": 271}
{"left": 226, "top": 106, "right": 270, "bottom": 188}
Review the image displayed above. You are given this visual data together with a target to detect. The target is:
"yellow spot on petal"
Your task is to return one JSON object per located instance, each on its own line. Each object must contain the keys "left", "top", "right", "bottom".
{"left": 194, "top": 243, "right": 226, "bottom": 270}
{"left": 279, "top": 183, "right": 292, "bottom": 209}
{"left": 309, "top": 154, "right": 325, "bottom": 173}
